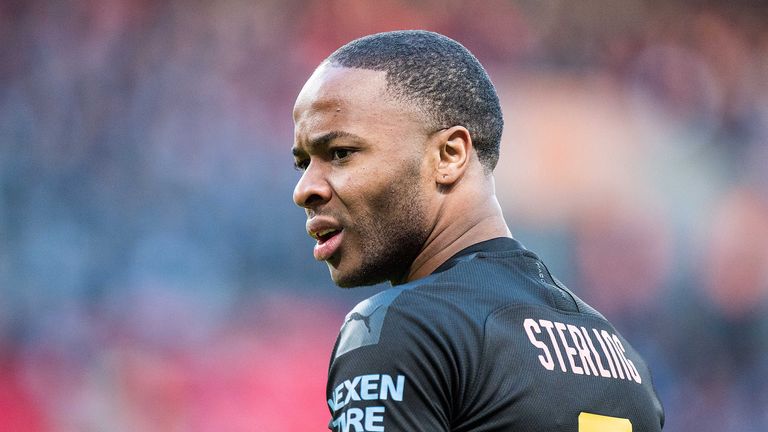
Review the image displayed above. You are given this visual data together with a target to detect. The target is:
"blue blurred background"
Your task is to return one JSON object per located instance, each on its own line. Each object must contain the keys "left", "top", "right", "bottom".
{"left": 1, "top": 0, "right": 767, "bottom": 430}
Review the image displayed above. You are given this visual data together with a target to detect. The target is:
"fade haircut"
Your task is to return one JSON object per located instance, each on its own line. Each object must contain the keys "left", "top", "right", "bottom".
{"left": 326, "top": 30, "right": 504, "bottom": 172}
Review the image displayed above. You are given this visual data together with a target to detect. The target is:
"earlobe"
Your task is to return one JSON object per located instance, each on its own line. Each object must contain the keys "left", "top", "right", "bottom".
{"left": 435, "top": 126, "right": 472, "bottom": 186}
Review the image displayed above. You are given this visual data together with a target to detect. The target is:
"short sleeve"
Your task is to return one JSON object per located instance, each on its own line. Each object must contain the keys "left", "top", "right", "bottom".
{"left": 326, "top": 289, "right": 456, "bottom": 431}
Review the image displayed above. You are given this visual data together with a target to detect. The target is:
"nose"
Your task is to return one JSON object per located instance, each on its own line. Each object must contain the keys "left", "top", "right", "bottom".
{"left": 293, "top": 162, "right": 332, "bottom": 209}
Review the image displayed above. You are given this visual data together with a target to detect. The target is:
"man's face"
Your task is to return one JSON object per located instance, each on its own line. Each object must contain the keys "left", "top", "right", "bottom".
{"left": 292, "top": 64, "right": 434, "bottom": 287}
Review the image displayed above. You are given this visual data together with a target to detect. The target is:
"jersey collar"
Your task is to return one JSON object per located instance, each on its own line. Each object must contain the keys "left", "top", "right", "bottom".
{"left": 432, "top": 236, "right": 527, "bottom": 275}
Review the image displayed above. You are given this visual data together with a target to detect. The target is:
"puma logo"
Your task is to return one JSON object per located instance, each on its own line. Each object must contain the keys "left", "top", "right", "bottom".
{"left": 345, "top": 305, "right": 383, "bottom": 333}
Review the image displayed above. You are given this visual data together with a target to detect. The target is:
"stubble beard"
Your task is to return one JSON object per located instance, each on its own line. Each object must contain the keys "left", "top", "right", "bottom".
{"left": 334, "top": 162, "right": 430, "bottom": 288}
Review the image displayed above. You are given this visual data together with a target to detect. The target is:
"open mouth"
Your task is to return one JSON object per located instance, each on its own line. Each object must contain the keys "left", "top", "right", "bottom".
{"left": 316, "top": 228, "right": 342, "bottom": 244}
{"left": 312, "top": 227, "right": 345, "bottom": 261}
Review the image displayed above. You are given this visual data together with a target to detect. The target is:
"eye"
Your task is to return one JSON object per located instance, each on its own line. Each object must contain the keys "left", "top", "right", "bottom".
{"left": 331, "top": 148, "right": 353, "bottom": 161}
{"left": 294, "top": 158, "right": 309, "bottom": 171}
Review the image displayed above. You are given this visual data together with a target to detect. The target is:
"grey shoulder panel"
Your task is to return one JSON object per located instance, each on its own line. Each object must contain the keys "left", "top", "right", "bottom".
{"left": 334, "top": 287, "right": 405, "bottom": 358}
{"left": 334, "top": 275, "right": 437, "bottom": 358}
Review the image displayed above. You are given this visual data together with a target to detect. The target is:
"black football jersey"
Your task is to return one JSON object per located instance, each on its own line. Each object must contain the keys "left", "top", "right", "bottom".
{"left": 327, "top": 237, "right": 664, "bottom": 431}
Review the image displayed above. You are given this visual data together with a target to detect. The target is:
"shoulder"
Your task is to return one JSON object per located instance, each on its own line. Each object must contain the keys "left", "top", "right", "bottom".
{"left": 326, "top": 277, "right": 464, "bottom": 430}
{"left": 332, "top": 272, "right": 482, "bottom": 360}
{"left": 333, "top": 283, "right": 418, "bottom": 358}
{"left": 332, "top": 248, "right": 564, "bottom": 359}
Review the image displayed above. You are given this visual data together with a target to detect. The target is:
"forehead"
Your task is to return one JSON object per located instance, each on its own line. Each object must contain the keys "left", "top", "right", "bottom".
{"left": 293, "top": 64, "right": 385, "bottom": 116}
{"left": 293, "top": 64, "right": 424, "bottom": 143}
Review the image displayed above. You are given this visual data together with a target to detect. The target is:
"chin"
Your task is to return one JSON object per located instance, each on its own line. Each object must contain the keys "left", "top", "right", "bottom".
{"left": 329, "top": 266, "right": 386, "bottom": 288}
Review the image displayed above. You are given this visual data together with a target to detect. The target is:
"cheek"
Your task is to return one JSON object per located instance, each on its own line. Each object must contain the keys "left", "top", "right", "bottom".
{"left": 327, "top": 170, "right": 356, "bottom": 204}
{"left": 336, "top": 166, "right": 384, "bottom": 204}
{"left": 335, "top": 154, "right": 425, "bottom": 221}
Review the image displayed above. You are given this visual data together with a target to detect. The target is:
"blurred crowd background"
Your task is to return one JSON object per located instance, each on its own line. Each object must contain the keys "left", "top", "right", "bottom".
{"left": 1, "top": 0, "right": 767, "bottom": 430}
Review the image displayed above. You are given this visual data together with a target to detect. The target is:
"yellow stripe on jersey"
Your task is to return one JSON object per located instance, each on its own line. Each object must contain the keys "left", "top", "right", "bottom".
{"left": 579, "top": 412, "right": 632, "bottom": 432}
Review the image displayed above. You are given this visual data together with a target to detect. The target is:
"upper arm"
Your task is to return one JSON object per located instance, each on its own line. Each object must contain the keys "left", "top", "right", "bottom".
{"left": 326, "top": 295, "right": 457, "bottom": 431}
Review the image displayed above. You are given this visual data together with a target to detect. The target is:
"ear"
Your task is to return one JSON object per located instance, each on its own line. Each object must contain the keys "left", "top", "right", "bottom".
{"left": 433, "top": 126, "right": 472, "bottom": 186}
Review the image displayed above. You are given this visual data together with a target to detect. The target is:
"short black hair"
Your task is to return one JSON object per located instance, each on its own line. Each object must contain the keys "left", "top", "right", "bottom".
{"left": 326, "top": 30, "right": 504, "bottom": 172}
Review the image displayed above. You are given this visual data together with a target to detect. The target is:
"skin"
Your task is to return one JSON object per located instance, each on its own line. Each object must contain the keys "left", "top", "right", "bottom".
{"left": 292, "top": 62, "right": 511, "bottom": 287}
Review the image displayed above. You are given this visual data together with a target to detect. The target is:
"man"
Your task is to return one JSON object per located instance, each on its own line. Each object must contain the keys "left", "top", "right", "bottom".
{"left": 292, "top": 30, "right": 664, "bottom": 432}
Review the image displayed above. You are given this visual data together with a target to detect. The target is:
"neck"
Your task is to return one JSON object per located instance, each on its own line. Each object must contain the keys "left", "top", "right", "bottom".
{"left": 398, "top": 179, "right": 511, "bottom": 284}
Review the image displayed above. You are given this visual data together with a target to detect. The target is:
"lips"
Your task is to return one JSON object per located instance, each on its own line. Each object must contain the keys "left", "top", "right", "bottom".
{"left": 307, "top": 219, "right": 344, "bottom": 261}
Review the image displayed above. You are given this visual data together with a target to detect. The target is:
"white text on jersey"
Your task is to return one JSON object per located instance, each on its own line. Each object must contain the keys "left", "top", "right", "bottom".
{"left": 523, "top": 318, "right": 642, "bottom": 384}
{"left": 328, "top": 374, "right": 405, "bottom": 431}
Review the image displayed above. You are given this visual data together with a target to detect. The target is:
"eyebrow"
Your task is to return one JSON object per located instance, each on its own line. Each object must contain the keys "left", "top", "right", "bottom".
{"left": 291, "top": 130, "right": 362, "bottom": 157}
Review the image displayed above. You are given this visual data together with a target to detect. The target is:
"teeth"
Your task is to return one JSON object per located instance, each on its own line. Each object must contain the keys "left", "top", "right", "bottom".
{"left": 313, "top": 228, "right": 337, "bottom": 239}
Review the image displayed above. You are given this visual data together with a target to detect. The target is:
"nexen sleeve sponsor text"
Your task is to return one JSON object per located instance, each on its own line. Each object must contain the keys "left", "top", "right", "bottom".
{"left": 329, "top": 374, "right": 405, "bottom": 432}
